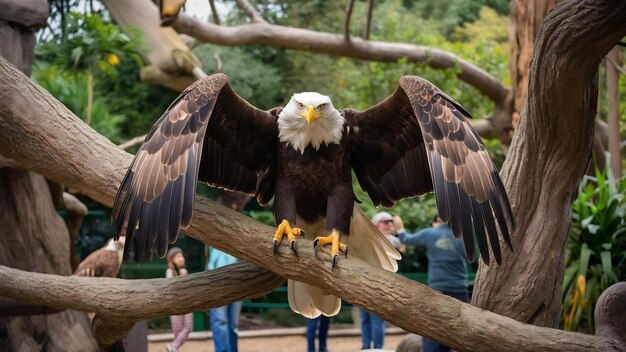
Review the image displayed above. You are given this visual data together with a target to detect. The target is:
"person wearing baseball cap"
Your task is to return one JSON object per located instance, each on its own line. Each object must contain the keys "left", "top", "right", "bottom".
{"left": 372, "top": 211, "right": 402, "bottom": 250}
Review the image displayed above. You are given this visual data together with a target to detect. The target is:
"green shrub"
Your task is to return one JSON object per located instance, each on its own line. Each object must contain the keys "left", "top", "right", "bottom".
{"left": 563, "top": 160, "right": 626, "bottom": 332}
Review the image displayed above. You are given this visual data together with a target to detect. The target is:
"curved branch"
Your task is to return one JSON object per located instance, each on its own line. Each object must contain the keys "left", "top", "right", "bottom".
{"left": 363, "top": 0, "right": 374, "bottom": 40}
{"left": 0, "top": 153, "right": 20, "bottom": 168}
{"left": 118, "top": 134, "right": 147, "bottom": 150}
{"left": 208, "top": 0, "right": 221, "bottom": 25}
{"left": 171, "top": 14, "right": 509, "bottom": 104}
{"left": 343, "top": 0, "right": 355, "bottom": 41}
{"left": 0, "top": 262, "right": 282, "bottom": 320}
{"left": 0, "top": 262, "right": 282, "bottom": 351}
{"left": 235, "top": 0, "right": 266, "bottom": 24}
{"left": 0, "top": 55, "right": 623, "bottom": 352}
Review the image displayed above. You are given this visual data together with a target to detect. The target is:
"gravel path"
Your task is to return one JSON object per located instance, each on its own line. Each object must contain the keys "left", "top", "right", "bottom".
{"left": 149, "top": 333, "right": 409, "bottom": 352}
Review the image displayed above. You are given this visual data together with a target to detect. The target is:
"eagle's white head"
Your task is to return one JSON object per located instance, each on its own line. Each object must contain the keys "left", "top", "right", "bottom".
{"left": 104, "top": 236, "right": 125, "bottom": 265}
{"left": 278, "top": 92, "right": 344, "bottom": 154}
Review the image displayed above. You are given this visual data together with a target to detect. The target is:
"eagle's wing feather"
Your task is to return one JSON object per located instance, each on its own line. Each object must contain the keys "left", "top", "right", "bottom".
{"left": 112, "top": 74, "right": 278, "bottom": 261}
{"left": 345, "top": 76, "right": 514, "bottom": 264}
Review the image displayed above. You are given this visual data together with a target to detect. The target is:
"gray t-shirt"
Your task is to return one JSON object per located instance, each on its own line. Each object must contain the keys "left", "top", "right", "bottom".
{"left": 398, "top": 224, "right": 468, "bottom": 293}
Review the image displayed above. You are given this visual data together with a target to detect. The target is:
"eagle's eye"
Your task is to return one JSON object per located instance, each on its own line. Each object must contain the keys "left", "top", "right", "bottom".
{"left": 317, "top": 104, "right": 326, "bottom": 110}
{"left": 297, "top": 102, "right": 305, "bottom": 109}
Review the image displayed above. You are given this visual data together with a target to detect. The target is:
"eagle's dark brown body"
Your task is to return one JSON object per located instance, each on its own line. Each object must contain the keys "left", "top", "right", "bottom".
{"left": 275, "top": 131, "right": 353, "bottom": 234}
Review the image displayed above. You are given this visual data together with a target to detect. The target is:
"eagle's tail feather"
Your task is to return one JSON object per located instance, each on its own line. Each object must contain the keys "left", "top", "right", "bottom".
{"left": 286, "top": 204, "right": 400, "bottom": 318}
{"left": 348, "top": 204, "right": 401, "bottom": 272}
{"left": 287, "top": 279, "right": 341, "bottom": 319}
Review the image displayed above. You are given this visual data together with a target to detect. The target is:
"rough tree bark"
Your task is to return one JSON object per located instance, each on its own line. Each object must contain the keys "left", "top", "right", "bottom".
{"left": 509, "top": 0, "right": 559, "bottom": 131}
{"left": 0, "top": 263, "right": 283, "bottom": 350}
{"left": 606, "top": 47, "right": 622, "bottom": 178}
{"left": 473, "top": 0, "right": 626, "bottom": 328}
{"left": 0, "top": 54, "right": 625, "bottom": 352}
{"left": 0, "top": 0, "right": 96, "bottom": 350}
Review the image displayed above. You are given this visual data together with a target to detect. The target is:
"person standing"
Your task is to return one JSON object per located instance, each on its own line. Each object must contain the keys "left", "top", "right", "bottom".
{"left": 166, "top": 247, "right": 193, "bottom": 352}
{"left": 395, "top": 216, "right": 468, "bottom": 352}
{"left": 306, "top": 315, "right": 330, "bottom": 352}
{"left": 208, "top": 247, "right": 242, "bottom": 352}
{"left": 357, "top": 211, "right": 398, "bottom": 350}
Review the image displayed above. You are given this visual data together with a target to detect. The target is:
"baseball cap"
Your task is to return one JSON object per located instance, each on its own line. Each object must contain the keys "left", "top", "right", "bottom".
{"left": 372, "top": 212, "right": 393, "bottom": 224}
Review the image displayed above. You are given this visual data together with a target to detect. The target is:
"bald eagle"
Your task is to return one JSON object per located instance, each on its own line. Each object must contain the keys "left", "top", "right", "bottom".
{"left": 74, "top": 237, "right": 125, "bottom": 278}
{"left": 112, "top": 74, "right": 514, "bottom": 318}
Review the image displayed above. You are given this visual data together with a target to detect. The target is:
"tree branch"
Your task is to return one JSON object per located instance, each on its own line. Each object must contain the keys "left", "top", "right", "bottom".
{"left": 343, "top": 0, "right": 355, "bottom": 41}
{"left": 171, "top": 14, "right": 509, "bottom": 104}
{"left": 0, "top": 262, "right": 282, "bottom": 321}
{"left": 363, "top": 0, "right": 374, "bottom": 40}
{"left": 0, "top": 262, "right": 282, "bottom": 350}
{"left": 0, "top": 153, "right": 21, "bottom": 168}
{"left": 62, "top": 192, "right": 88, "bottom": 271}
{"left": 235, "top": 0, "right": 266, "bottom": 24}
{"left": 118, "top": 134, "right": 147, "bottom": 150}
{"left": 0, "top": 55, "right": 624, "bottom": 352}
{"left": 0, "top": 0, "right": 48, "bottom": 29}
{"left": 208, "top": 0, "right": 221, "bottom": 25}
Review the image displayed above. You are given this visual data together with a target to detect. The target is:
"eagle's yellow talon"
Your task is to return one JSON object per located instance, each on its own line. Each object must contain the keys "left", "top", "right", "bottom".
{"left": 273, "top": 219, "right": 302, "bottom": 255}
{"left": 313, "top": 230, "right": 346, "bottom": 267}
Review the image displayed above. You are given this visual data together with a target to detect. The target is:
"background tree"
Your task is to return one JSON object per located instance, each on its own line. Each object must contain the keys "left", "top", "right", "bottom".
{"left": 0, "top": 0, "right": 96, "bottom": 350}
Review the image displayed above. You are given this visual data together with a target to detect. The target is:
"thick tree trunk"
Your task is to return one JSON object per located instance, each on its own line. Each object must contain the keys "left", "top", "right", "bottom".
{"left": 509, "top": 0, "right": 559, "bottom": 130}
{"left": 0, "top": 54, "right": 625, "bottom": 352}
{"left": 0, "top": 2, "right": 97, "bottom": 350}
{"left": 473, "top": 0, "right": 626, "bottom": 328}
{"left": 484, "top": 0, "right": 559, "bottom": 145}
{"left": 606, "top": 47, "right": 622, "bottom": 178}
{"left": 0, "top": 170, "right": 97, "bottom": 351}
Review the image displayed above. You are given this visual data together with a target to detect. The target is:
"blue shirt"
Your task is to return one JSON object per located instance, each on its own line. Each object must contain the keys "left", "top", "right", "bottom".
{"left": 207, "top": 248, "right": 239, "bottom": 270}
{"left": 398, "top": 224, "right": 468, "bottom": 293}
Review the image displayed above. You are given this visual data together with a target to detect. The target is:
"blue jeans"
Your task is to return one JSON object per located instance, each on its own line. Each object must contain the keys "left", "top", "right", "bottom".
{"left": 422, "top": 290, "right": 469, "bottom": 352}
{"left": 306, "top": 316, "right": 330, "bottom": 352}
{"left": 210, "top": 301, "right": 242, "bottom": 352}
{"left": 359, "top": 309, "right": 384, "bottom": 349}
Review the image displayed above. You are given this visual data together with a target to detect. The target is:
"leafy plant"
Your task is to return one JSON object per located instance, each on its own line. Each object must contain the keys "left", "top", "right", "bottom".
{"left": 32, "top": 62, "right": 125, "bottom": 142}
{"left": 562, "top": 160, "right": 626, "bottom": 332}
{"left": 37, "top": 12, "right": 142, "bottom": 125}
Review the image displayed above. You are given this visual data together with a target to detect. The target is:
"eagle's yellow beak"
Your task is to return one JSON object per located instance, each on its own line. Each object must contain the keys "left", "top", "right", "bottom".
{"left": 299, "top": 105, "right": 321, "bottom": 125}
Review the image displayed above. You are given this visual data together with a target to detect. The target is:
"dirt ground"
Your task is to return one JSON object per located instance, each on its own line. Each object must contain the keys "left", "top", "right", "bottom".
{"left": 149, "top": 333, "right": 409, "bottom": 352}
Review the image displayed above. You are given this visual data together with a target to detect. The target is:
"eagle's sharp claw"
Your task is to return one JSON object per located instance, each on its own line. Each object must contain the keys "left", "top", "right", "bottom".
{"left": 290, "top": 240, "right": 298, "bottom": 256}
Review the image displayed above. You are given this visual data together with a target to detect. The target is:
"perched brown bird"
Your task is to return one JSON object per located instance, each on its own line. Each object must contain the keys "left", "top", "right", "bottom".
{"left": 112, "top": 74, "right": 514, "bottom": 318}
{"left": 73, "top": 237, "right": 125, "bottom": 278}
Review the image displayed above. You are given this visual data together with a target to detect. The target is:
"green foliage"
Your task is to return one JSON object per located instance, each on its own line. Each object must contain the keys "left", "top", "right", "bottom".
{"left": 35, "top": 11, "right": 176, "bottom": 143}
{"left": 37, "top": 12, "right": 142, "bottom": 73}
{"left": 406, "top": 0, "right": 510, "bottom": 35}
{"left": 193, "top": 44, "right": 283, "bottom": 109}
{"left": 32, "top": 62, "right": 125, "bottom": 142}
{"left": 450, "top": 7, "right": 509, "bottom": 43}
{"left": 562, "top": 160, "right": 626, "bottom": 332}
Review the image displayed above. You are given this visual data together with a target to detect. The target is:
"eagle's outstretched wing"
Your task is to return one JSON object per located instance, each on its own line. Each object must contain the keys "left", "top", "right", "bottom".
{"left": 112, "top": 74, "right": 279, "bottom": 261}
{"left": 345, "top": 76, "right": 514, "bottom": 264}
